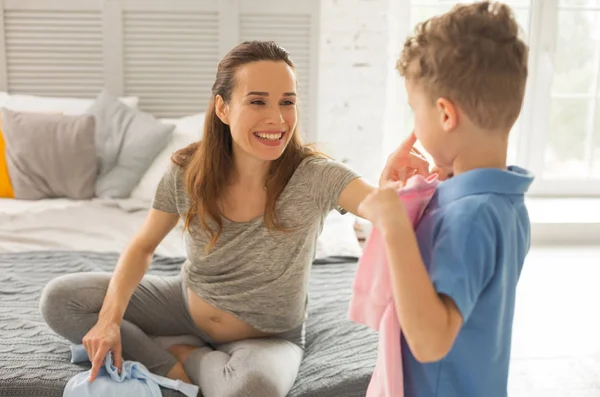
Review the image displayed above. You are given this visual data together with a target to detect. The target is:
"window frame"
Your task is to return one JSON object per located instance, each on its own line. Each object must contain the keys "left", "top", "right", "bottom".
{"left": 520, "top": 0, "right": 600, "bottom": 197}
{"left": 400, "top": 0, "right": 600, "bottom": 197}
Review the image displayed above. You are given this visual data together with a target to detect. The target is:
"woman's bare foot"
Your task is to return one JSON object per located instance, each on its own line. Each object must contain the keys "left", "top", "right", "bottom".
{"left": 168, "top": 344, "right": 197, "bottom": 364}
{"left": 166, "top": 361, "right": 192, "bottom": 384}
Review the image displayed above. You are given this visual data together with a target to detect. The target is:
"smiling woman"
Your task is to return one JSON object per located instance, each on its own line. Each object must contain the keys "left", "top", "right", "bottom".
{"left": 243, "top": 89, "right": 295, "bottom": 146}
{"left": 217, "top": 63, "right": 298, "bottom": 157}
{"left": 39, "top": 40, "right": 388, "bottom": 397}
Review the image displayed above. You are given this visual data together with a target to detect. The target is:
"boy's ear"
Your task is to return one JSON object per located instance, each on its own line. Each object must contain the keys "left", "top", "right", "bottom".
{"left": 215, "top": 95, "right": 230, "bottom": 125}
{"left": 436, "top": 97, "right": 458, "bottom": 132}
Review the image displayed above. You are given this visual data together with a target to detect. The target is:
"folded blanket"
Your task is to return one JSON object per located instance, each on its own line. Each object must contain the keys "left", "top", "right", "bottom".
{"left": 65, "top": 344, "right": 199, "bottom": 397}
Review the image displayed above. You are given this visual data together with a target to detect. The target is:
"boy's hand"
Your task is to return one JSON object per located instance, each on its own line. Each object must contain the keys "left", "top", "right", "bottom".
{"left": 358, "top": 185, "right": 408, "bottom": 231}
{"left": 380, "top": 131, "right": 430, "bottom": 187}
{"left": 431, "top": 165, "right": 453, "bottom": 181}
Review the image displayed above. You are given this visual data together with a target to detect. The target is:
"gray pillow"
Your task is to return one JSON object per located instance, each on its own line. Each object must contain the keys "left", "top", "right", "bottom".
{"left": 1, "top": 109, "right": 97, "bottom": 200}
{"left": 87, "top": 90, "right": 174, "bottom": 198}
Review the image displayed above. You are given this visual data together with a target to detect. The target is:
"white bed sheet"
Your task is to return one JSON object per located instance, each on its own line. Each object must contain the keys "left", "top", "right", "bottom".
{"left": 0, "top": 198, "right": 187, "bottom": 256}
{"left": 0, "top": 198, "right": 362, "bottom": 259}
{"left": 0, "top": 198, "right": 85, "bottom": 215}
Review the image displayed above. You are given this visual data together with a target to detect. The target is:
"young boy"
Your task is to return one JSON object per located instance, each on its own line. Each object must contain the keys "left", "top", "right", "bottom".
{"left": 359, "top": 2, "right": 533, "bottom": 396}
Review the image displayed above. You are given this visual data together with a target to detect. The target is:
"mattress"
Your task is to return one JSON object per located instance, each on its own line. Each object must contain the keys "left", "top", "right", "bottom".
{"left": 0, "top": 251, "right": 377, "bottom": 397}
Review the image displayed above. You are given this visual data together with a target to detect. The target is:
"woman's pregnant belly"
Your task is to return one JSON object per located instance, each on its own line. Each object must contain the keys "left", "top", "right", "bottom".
{"left": 186, "top": 287, "right": 274, "bottom": 343}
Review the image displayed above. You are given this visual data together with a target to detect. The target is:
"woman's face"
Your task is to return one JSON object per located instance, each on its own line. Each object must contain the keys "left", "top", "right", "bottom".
{"left": 216, "top": 60, "right": 298, "bottom": 162}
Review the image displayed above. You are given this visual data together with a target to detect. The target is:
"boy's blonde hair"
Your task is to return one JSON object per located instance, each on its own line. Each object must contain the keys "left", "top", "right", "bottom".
{"left": 398, "top": 1, "right": 529, "bottom": 132}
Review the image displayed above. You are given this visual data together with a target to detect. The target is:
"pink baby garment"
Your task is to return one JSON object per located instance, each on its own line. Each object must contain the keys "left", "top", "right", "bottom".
{"left": 349, "top": 174, "right": 439, "bottom": 397}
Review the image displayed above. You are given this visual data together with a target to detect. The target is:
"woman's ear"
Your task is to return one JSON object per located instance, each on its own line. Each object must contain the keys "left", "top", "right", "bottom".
{"left": 436, "top": 97, "right": 458, "bottom": 132}
{"left": 215, "top": 95, "right": 229, "bottom": 125}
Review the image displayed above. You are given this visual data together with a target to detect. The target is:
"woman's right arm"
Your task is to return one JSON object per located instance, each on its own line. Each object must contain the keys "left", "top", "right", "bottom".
{"left": 85, "top": 208, "right": 180, "bottom": 381}
{"left": 99, "top": 209, "right": 179, "bottom": 324}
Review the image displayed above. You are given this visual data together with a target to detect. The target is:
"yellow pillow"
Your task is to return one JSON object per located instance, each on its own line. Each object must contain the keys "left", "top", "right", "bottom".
{"left": 0, "top": 116, "right": 15, "bottom": 198}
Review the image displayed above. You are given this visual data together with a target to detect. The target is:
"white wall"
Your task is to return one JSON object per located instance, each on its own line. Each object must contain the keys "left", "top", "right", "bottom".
{"left": 317, "top": 0, "right": 409, "bottom": 183}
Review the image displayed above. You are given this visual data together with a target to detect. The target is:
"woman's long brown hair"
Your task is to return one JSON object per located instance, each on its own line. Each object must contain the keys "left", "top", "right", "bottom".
{"left": 172, "top": 41, "right": 322, "bottom": 252}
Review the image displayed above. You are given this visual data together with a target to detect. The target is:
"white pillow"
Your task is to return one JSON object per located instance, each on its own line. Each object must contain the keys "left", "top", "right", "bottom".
{"left": 130, "top": 113, "right": 205, "bottom": 202}
{"left": 164, "top": 112, "right": 206, "bottom": 136}
{"left": 0, "top": 92, "right": 138, "bottom": 115}
{"left": 316, "top": 211, "right": 362, "bottom": 261}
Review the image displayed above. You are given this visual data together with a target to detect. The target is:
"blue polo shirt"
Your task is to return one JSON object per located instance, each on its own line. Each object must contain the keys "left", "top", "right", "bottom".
{"left": 402, "top": 166, "right": 534, "bottom": 397}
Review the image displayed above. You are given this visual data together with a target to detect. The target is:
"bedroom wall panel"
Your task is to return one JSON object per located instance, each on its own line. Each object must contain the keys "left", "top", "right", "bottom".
{"left": 0, "top": 0, "right": 320, "bottom": 140}
{"left": 0, "top": 3, "right": 7, "bottom": 92}
{"left": 2, "top": 0, "right": 104, "bottom": 98}
{"left": 121, "top": 1, "right": 220, "bottom": 118}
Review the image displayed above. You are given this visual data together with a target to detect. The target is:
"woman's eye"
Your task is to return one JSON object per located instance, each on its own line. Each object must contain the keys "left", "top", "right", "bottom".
{"left": 251, "top": 100, "right": 265, "bottom": 105}
{"left": 282, "top": 100, "right": 295, "bottom": 106}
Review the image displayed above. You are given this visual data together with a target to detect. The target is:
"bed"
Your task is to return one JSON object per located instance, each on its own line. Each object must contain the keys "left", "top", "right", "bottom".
{"left": 0, "top": 163, "right": 378, "bottom": 397}
{"left": 0, "top": 252, "right": 377, "bottom": 397}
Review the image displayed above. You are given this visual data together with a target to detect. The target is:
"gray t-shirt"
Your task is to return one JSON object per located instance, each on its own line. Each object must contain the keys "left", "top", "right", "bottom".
{"left": 152, "top": 156, "right": 360, "bottom": 333}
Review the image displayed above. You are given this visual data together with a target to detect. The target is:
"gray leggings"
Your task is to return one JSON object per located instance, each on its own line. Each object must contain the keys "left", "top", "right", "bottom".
{"left": 39, "top": 272, "right": 304, "bottom": 397}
